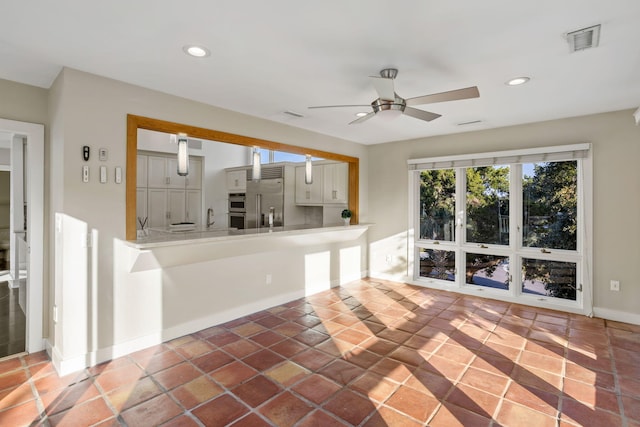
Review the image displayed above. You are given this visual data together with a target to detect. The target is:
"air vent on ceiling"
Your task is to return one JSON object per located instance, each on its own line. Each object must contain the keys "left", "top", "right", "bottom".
{"left": 566, "top": 25, "right": 600, "bottom": 52}
{"left": 284, "top": 110, "right": 304, "bottom": 118}
{"left": 457, "top": 120, "right": 483, "bottom": 126}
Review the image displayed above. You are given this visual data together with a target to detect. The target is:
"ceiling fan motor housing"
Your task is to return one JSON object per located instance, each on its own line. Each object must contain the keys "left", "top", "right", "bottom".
{"left": 379, "top": 68, "right": 398, "bottom": 79}
{"left": 371, "top": 95, "right": 406, "bottom": 114}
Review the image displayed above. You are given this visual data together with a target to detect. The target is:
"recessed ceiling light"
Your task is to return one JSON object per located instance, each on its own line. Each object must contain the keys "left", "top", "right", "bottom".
{"left": 355, "top": 112, "right": 369, "bottom": 117}
{"left": 183, "top": 45, "right": 210, "bottom": 58}
{"left": 506, "top": 77, "right": 530, "bottom": 86}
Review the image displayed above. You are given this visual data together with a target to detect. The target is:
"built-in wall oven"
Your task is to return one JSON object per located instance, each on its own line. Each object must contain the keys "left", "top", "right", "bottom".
{"left": 228, "top": 193, "right": 246, "bottom": 229}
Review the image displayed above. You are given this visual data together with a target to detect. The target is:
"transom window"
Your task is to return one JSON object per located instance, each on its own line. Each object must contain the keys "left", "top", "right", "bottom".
{"left": 408, "top": 144, "right": 592, "bottom": 313}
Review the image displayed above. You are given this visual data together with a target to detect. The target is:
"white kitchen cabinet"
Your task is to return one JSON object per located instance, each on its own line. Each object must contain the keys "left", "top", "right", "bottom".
{"left": 147, "top": 188, "right": 168, "bottom": 228}
{"left": 136, "top": 188, "right": 147, "bottom": 228}
{"left": 167, "top": 189, "right": 186, "bottom": 224}
{"left": 147, "top": 156, "right": 168, "bottom": 188}
{"left": 167, "top": 158, "right": 186, "bottom": 189}
{"left": 323, "top": 163, "right": 348, "bottom": 204}
{"left": 148, "top": 155, "right": 200, "bottom": 189}
{"left": 295, "top": 165, "right": 323, "bottom": 205}
{"left": 146, "top": 189, "right": 201, "bottom": 227}
{"left": 186, "top": 190, "right": 202, "bottom": 224}
{"left": 140, "top": 153, "right": 203, "bottom": 228}
{"left": 137, "top": 155, "right": 148, "bottom": 188}
{"left": 186, "top": 158, "right": 202, "bottom": 190}
{"left": 226, "top": 169, "right": 247, "bottom": 192}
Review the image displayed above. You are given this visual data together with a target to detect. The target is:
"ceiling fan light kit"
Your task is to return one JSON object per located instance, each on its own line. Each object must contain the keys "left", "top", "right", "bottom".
{"left": 310, "top": 68, "right": 479, "bottom": 125}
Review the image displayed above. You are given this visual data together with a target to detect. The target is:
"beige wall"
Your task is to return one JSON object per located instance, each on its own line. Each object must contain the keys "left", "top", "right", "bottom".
{"left": 0, "top": 78, "right": 48, "bottom": 125}
{"left": 368, "top": 109, "right": 640, "bottom": 318}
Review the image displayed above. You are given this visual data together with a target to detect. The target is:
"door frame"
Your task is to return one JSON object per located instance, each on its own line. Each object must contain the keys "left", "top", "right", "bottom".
{"left": 0, "top": 118, "right": 44, "bottom": 353}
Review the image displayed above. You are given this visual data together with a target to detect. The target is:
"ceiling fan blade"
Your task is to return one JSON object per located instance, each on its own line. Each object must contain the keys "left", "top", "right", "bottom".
{"left": 369, "top": 76, "right": 396, "bottom": 101}
{"left": 403, "top": 107, "right": 441, "bottom": 122}
{"left": 308, "top": 104, "right": 371, "bottom": 109}
{"left": 406, "top": 86, "right": 479, "bottom": 106}
{"left": 349, "top": 112, "right": 376, "bottom": 125}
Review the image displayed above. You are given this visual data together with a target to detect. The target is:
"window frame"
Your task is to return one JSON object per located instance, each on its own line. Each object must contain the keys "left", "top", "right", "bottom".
{"left": 408, "top": 144, "right": 592, "bottom": 315}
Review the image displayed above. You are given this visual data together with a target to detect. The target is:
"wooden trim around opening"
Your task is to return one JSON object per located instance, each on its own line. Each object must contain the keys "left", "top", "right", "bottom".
{"left": 126, "top": 114, "right": 360, "bottom": 240}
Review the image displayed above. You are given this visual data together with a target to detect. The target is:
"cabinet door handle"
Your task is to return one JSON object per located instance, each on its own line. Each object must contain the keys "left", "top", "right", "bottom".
{"left": 186, "top": 178, "right": 189, "bottom": 186}
{"left": 165, "top": 177, "right": 170, "bottom": 185}
{"left": 306, "top": 190, "right": 310, "bottom": 199}
{"left": 234, "top": 179, "right": 239, "bottom": 187}
{"left": 166, "top": 212, "right": 170, "bottom": 219}
{"left": 332, "top": 190, "right": 337, "bottom": 199}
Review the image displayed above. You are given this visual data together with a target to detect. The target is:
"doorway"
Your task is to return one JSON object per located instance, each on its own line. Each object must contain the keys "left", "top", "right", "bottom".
{"left": 0, "top": 119, "right": 44, "bottom": 359}
{"left": 0, "top": 169, "right": 25, "bottom": 357}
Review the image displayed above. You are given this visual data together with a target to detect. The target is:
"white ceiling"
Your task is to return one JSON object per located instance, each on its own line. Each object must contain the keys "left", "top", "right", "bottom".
{"left": 1, "top": 1, "right": 639, "bottom": 145}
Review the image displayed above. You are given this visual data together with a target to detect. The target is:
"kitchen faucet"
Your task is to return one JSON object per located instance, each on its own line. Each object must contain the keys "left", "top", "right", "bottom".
{"left": 207, "top": 208, "right": 215, "bottom": 228}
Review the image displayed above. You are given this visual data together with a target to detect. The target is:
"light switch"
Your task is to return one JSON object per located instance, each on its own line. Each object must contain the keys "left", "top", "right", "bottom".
{"left": 115, "top": 167, "right": 122, "bottom": 184}
{"left": 99, "top": 147, "right": 108, "bottom": 161}
{"left": 100, "top": 166, "right": 107, "bottom": 183}
{"left": 82, "top": 165, "right": 89, "bottom": 183}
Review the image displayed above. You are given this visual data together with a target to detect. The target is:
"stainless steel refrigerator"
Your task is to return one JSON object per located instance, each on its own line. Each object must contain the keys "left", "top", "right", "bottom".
{"left": 246, "top": 178, "right": 284, "bottom": 229}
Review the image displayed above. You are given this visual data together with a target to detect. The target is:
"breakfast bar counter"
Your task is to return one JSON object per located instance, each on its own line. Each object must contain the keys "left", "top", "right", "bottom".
{"left": 123, "top": 223, "right": 371, "bottom": 272}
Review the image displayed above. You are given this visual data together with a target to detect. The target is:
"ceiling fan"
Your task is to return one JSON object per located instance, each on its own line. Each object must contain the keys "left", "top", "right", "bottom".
{"left": 309, "top": 68, "right": 479, "bottom": 124}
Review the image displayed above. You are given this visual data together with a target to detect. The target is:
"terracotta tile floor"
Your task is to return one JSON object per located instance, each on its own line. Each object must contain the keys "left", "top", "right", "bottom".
{"left": 1, "top": 278, "right": 639, "bottom": 426}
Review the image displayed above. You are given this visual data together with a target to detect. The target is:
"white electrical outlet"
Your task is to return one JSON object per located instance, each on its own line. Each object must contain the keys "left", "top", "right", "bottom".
{"left": 115, "top": 166, "right": 122, "bottom": 184}
{"left": 610, "top": 280, "right": 620, "bottom": 291}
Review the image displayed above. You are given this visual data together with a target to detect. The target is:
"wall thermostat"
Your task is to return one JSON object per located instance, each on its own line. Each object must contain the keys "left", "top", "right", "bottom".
{"left": 82, "top": 146, "right": 90, "bottom": 161}
{"left": 99, "top": 148, "right": 108, "bottom": 161}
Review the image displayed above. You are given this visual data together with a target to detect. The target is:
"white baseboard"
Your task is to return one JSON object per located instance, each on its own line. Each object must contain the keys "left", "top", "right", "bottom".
{"left": 49, "top": 289, "right": 308, "bottom": 376}
{"left": 593, "top": 307, "right": 640, "bottom": 326}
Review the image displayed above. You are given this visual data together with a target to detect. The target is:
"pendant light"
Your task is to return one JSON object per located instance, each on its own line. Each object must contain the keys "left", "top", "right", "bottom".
{"left": 252, "top": 147, "right": 261, "bottom": 181}
{"left": 305, "top": 154, "right": 313, "bottom": 184}
{"left": 177, "top": 135, "right": 189, "bottom": 176}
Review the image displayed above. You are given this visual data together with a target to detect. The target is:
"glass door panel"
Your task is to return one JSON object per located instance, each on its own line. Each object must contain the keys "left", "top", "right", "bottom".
{"left": 522, "top": 161, "right": 577, "bottom": 250}
{"left": 419, "top": 170, "right": 456, "bottom": 241}
{"left": 466, "top": 166, "right": 510, "bottom": 245}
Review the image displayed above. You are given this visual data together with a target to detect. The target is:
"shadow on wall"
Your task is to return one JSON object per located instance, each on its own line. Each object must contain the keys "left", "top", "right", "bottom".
{"left": 369, "top": 231, "right": 410, "bottom": 280}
